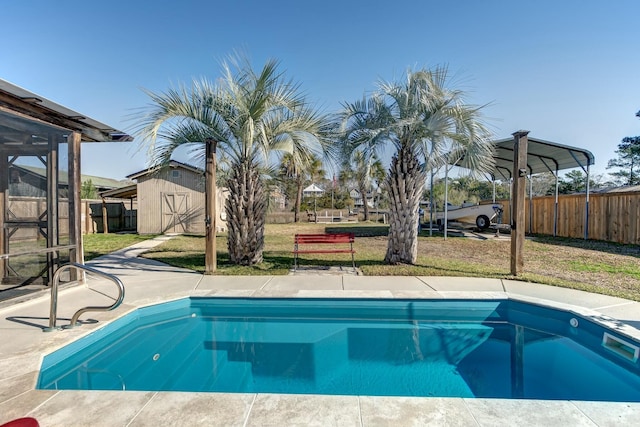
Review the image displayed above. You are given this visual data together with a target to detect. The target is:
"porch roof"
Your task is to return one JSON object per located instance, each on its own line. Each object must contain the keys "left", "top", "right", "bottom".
{"left": 0, "top": 78, "right": 131, "bottom": 145}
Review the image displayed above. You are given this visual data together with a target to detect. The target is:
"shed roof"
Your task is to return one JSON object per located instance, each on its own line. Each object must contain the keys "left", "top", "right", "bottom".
{"left": 591, "top": 184, "right": 640, "bottom": 194}
{"left": 127, "top": 160, "right": 203, "bottom": 180}
{"left": 100, "top": 184, "right": 138, "bottom": 199}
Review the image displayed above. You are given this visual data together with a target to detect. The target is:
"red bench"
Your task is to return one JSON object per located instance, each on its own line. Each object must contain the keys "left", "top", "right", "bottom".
{"left": 293, "top": 233, "right": 356, "bottom": 271}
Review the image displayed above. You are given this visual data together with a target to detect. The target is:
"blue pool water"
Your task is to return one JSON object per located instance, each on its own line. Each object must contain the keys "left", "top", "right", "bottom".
{"left": 38, "top": 298, "right": 640, "bottom": 401}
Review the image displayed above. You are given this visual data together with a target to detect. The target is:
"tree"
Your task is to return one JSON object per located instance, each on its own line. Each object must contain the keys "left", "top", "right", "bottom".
{"left": 607, "top": 136, "right": 640, "bottom": 186}
{"left": 557, "top": 170, "right": 610, "bottom": 194}
{"left": 338, "top": 66, "right": 493, "bottom": 264}
{"left": 558, "top": 170, "right": 588, "bottom": 193}
{"left": 279, "top": 153, "right": 325, "bottom": 221}
{"left": 528, "top": 172, "right": 556, "bottom": 196}
{"left": 426, "top": 176, "right": 509, "bottom": 205}
{"left": 81, "top": 179, "right": 98, "bottom": 199}
{"left": 134, "top": 55, "right": 331, "bottom": 267}
{"left": 341, "top": 151, "right": 385, "bottom": 221}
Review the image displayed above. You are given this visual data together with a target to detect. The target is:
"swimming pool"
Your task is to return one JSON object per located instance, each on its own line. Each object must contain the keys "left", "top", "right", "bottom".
{"left": 37, "top": 297, "right": 640, "bottom": 401}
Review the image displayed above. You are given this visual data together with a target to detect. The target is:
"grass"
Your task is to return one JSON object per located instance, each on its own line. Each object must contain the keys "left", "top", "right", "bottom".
{"left": 134, "top": 222, "right": 640, "bottom": 301}
{"left": 83, "top": 233, "right": 157, "bottom": 261}
{"left": 566, "top": 260, "right": 640, "bottom": 279}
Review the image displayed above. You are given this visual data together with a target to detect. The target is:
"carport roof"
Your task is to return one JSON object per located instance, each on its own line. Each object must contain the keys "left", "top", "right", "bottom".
{"left": 486, "top": 136, "right": 595, "bottom": 181}
{"left": 100, "top": 184, "right": 137, "bottom": 199}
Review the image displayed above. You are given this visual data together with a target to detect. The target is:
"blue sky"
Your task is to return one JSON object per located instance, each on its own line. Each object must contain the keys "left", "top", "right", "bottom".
{"left": 2, "top": 0, "right": 639, "bottom": 181}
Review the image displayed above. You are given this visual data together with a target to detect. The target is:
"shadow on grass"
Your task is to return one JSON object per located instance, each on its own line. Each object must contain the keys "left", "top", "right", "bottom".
{"left": 324, "top": 226, "right": 389, "bottom": 237}
{"left": 530, "top": 235, "right": 640, "bottom": 258}
{"left": 145, "top": 252, "right": 294, "bottom": 275}
{"left": 355, "top": 256, "right": 510, "bottom": 278}
{"left": 145, "top": 248, "right": 509, "bottom": 278}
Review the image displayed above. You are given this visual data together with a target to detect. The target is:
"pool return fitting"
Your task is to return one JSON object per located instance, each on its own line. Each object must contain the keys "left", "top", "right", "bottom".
{"left": 43, "top": 263, "right": 125, "bottom": 332}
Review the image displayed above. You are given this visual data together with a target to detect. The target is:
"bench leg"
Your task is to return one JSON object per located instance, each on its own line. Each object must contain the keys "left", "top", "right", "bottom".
{"left": 351, "top": 243, "right": 356, "bottom": 273}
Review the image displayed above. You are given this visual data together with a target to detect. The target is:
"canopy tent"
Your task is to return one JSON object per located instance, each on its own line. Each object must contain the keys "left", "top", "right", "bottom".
{"left": 441, "top": 135, "right": 595, "bottom": 239}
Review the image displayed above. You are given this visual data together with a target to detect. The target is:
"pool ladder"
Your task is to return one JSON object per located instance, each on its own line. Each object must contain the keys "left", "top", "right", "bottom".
{"left": 44, "top": 262, "right": 125, "bottom": 332}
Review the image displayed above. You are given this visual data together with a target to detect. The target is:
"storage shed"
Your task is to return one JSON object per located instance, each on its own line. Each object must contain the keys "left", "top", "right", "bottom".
{"left": 128, "top": 161, "right": 228, "bottom": 235}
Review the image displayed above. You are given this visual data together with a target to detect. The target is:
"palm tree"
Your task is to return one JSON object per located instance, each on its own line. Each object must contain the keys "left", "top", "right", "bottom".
{"left": 279, "top": 152, "right": 325, "bottom": 222}
{"left": 338, "top": 66, "right": 494, "bottom": 264}
{"left": 134, "top": 56, "right": 331, "bottom": 267}
{"left": 341, "top": 151, "right": 385, "bottom": 221}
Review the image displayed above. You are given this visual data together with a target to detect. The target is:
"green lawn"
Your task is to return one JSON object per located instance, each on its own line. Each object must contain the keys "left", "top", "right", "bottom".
{"left": 136, "top": 223, "right": 640, "bottom": 302}
{"left": 83, "top": 233, "right": 157, "bottom": 261}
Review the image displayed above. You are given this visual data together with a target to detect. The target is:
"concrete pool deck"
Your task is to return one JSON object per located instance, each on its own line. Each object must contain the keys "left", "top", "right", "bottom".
{"left": 1, "top": 237, "right": 639, "bottom": 426}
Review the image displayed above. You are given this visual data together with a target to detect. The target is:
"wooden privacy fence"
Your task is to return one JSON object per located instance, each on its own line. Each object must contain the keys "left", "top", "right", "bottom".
{"left": 87, "top": 200, "right": 137, "bottom": 233}
{"left": 7, "top": 197, "right": 137, "bottom": 241}
{"left": 486, "top": 190, "right": 640, "bottom": 244}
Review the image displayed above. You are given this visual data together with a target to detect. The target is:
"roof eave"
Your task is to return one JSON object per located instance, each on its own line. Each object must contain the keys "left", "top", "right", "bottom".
{"left": 0, "top": 78, "right": 131, "bottom": 143}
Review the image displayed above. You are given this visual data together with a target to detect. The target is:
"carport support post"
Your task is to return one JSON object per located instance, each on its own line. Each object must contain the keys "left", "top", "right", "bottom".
{"left": 510, "top": 130, "right": 529, "bottom": 276}
{"left": 584, "top": 164, "right": 590, "bottom": 240}
{"left": 205, "top": 138, "right": 217, "bottom": 274}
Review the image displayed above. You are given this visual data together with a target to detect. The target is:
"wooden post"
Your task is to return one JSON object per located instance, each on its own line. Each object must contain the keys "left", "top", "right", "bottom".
{"left": 205, "top": 138, "right": 217, "bottom": 274}
{"left": 129, "top": 197, "right": 134, "bottom": 231}
{"left": 510, "top": 130, "right": 529, "bottom": 275}
{"left": 47, "top": 134, "right": 59, "bottom": 284}
{"left": 68, "top": 131, "right": 84, "bottom": 278}
{"left": 101, "top": 197, "right": 109, "bottom": 234}
{"left": 0, "top": 150, "right": 6, "bottom": 281}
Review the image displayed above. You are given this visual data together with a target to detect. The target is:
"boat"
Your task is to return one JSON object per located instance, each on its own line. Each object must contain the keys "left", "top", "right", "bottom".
{"left": 431, "top": 202, "right": 503, "bottom": 230}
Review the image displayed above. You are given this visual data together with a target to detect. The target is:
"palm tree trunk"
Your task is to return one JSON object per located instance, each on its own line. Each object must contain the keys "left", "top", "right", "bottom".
{"left": 358, "top": 183, "right": 370, "bottom": 221}
{"left": 226, "top": 160, "right": 266, "bottom": 265}
{"left": 385, "top": 145, "right": 424, "bottom": 264}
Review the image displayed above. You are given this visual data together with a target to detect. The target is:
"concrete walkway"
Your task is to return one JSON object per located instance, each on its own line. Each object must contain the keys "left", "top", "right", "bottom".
{"left": 1, "top": 236, "right": 639, "bottom": 426}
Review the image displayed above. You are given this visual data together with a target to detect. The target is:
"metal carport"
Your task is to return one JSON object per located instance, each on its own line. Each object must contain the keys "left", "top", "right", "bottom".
{"left": 448, "top": 135, "right": 595, "bottom": 239}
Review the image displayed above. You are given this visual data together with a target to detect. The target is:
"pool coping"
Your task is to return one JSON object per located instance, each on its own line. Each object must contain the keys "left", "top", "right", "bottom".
{"left": 1, "top": 243, "right": 640, "bottom": 425}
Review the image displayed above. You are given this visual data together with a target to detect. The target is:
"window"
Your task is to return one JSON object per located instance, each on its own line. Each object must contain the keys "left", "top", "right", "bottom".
{"left": 171, "top": 170, "right": 180, "bottom": 179}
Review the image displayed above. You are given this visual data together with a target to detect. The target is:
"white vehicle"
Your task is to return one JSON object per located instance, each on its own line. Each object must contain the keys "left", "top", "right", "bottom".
{"left": 433, "top": 203, "right": 503, "bottom": 230}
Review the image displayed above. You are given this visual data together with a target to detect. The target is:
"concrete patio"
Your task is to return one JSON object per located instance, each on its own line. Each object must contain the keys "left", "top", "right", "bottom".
{"left": 1, "top": 237, "right": 639, "bottom": 426}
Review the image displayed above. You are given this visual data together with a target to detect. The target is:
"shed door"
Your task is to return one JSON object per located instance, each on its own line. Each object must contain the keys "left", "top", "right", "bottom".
{"left": 161, "top": 193, "right": 188, "bottom": 233}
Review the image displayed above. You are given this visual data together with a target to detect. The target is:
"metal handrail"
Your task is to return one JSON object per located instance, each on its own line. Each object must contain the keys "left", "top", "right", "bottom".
{"left": 44, "top": 262, "right": 125, "bottom": 332}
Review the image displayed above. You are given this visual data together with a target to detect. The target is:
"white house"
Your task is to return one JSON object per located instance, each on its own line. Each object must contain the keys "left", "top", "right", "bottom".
{"left": 302, "top": 183, "right": 325, "bottom": 197}
{"left": 350, "top": 188, "right": 378, "bottom": 208}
